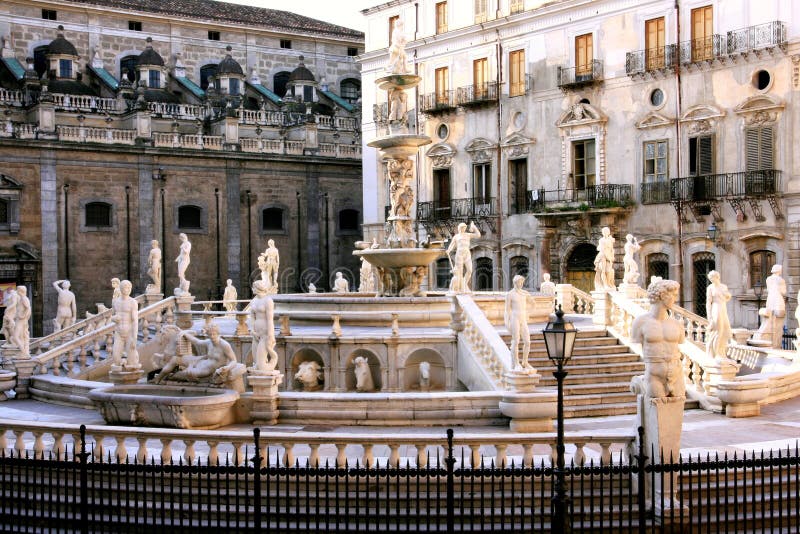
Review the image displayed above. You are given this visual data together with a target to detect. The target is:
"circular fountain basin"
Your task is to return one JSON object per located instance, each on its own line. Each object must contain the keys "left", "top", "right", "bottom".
{"left": 376, "top": 74, "right": 421, "bottom": 91}
{"left": 355, "top": 247, "right": 443, "bottom": 269}
{"left": 89, "top": 384, "right": 239, "bottom": 429}
{"left": 367, "top": 134, "right": 431, "bottom": 158}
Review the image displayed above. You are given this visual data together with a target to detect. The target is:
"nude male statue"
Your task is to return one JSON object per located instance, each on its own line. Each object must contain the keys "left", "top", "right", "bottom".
{"left": 12, "top": 286, "right": 31, "bottom": 357}
{"left": 261, "top": 239, "right": 280, "bottom": 290}
{"left": 52, "top": 280, "right": 77, "bottom": 332}
{"left": 2, "top": 288, "right": 17, "bottom": 344}
{"left": 505, "top": 274, "right": 532, "bottom": 370}
{"left": 446, "top": 221, "right": 481, "bottom": 293}
{"left": 147, "top": 240, "right": 162, "bottom": 292}
{"left": 110, "top": 280, "right": 140, "bottom": 369}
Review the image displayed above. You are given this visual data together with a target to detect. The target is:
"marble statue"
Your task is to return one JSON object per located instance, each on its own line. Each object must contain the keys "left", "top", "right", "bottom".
{"left": 353, "top": 356, "right": 375, "bottom": 392}
{"left": 358, "top": 257, "right": 376, "bottom": 293}
{"left": 505, "top": 274, "right": 533, "bottom": 370}
{"left": 111, "top": 277, "right": 121, "bottom": 302}
{"left": 705, "top": 270, "right": 732, "bottom": 360}
{"left": 223, "top": 279, "right": 238, "bottom": 314}
{"left": 593, "top": 226, "right": 615, "bottom": 291}
{"left": 419, "top": 360, "right": 431, "bottom": 391}
{"left": 398, "top": 265, "right": 428, "bottom": 297}
{"left": 540, "top": 273, "right": 556, "bottom": 297}
{"left": 308, "top": 283, "right": 317, "bottom": 293}
{"left": 12, "top": 286, "right": 30, "bottom": 357}
{"left": 175, "top": 232, "right": 192, "bottom": 295}
{"left": 146, "top": 240, "right": 162, "bottom": 293}
{"left": 52, "top": 280, "right": 76, "bottom": 332}
{"left": 754, "top": 264, "right": 786, "bottom": 348}
{"left": 631, "top": 279, "right": 685, "bottom": 400}
{"left": 446, "top": 221, "right": 481, "bottom": 293}
{"left": 259, "top": 239, "right": 280, "bottom": 293}
{"left": 333, "top": 272, "right": 349, "bottom": 293}
{"left": 387, "top": 87, "right": 408, "bottom": 122}
{"left": 110, "top": 280, "right": 139, "bottom": 369}
{"left": 386, "top": 17, "right": 409, "bottom": 74}
{"left": 294, "top": 360, "right": 323, "bottom": 391}
{"left": 2, "top": 287, "right": 17, "bottom": 345}
{"left": 249, "top": 279, "right": 278, "bottom": 371}
{"left": 152, "top": 323, "right": 245, "bottom": 391}
{"left": 622, "top": 234, "right": 641, "bottom": 285}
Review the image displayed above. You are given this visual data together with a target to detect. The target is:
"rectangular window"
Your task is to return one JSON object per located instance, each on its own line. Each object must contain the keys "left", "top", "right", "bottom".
{"left": 575, "top": 33, "right": 594, "bottom": 76}
{"left": 645, "top": 17, "right": 665, "bottom": 70}
{"left": 573, "top": 139, "right": 596, "bottom": 190}
{"left": 473, "top": 57, "right": 488, "bottom": 98}
{"left": 749, "top": 250, "right": 776, "bottom": 288}
{"left": 510, "top": 0, "right": 524, "bottom": 14}
{"left": 474, "top": 0, "right": 488, "bottom": 23}
{"left": 691, "top": 6, "right": 713, "bottom": 61}
{"left": 473, "top": 163, "right": 491, "bottom": 203}
{"left": 643, "top": 140, "right": 668, "bottom": 182}
{"left": 128, "top": 20, "right": 142, "bottom": 31}
{"left": 435, "top": 2, "right": 448, "bottom": 34}
{"left": 229, "top": 78, "right": 240, "bottom": 96}
{"left": 433, "top": 168, "right": 451, "bottom": 215}
{"left": 347, "top": 47, "right": 358, "bottom": 56}
{"left": 509, "top": 50, "right": 525, "bottom": 97}
{"left": 149, "top": 70, "right": 161, "bottom": 88}
{"left": 59, "top": 59, "right": 72, "bottom": 78}
{"left": 280, "top": 39, "right": 292, "bottom": 49}
{"left": 389, "top": 16, "right": 399, "bottom": 46}
{"left": 41, "top": 9, "right": 57, "bottom": 20}
{"left": 509, "top": 158, "right": 528, "bottom": 214}
{"left": 689, "top": 135, "right": 714, "bottom": 176}
{"left": 435, "top": 67, "right": 449, "bottom": 104}
{"left": 745, "top": 126, "right": 774, "bottom": 171}
{"left": 208, "top": 30, "right": 220, "bottom": 41}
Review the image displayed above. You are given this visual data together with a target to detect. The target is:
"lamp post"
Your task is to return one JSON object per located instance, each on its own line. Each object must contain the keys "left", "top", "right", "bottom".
{"left": 542, "top": 305, "right": 577, "bottom": 534}
{"left": 707, "top": 222, "right": 718, "bottom": 245}
{"left": 753, "top": 280, "right": 764, "bottom": 328}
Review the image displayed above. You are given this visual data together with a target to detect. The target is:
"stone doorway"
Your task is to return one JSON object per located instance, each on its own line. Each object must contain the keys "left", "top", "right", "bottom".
{"left": 566, "top": 243, "right": 596, "bottom": 294}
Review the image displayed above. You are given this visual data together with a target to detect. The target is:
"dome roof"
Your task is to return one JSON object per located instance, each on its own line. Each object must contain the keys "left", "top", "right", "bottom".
{"left": 137, "top": 37, "right": 165, "bottom": 67}
{"left": 48, "top": 26, "right": 78, "bottom": 57}
{"left": 289, "top": 55, "right": 315, "bottom": 82}
{"left": 218, "top": 46, "right": 244, "bottom": 75}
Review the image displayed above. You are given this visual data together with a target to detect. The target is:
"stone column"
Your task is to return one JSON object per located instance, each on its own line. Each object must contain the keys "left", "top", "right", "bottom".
{"left": 40, "top": 150, "right": 58, "bottom": 334}
{"left": 226, "top": 161, "right": 242, "bottom": 292}
{"left": 591, "top": 290, "right": 612, "bottom": 326}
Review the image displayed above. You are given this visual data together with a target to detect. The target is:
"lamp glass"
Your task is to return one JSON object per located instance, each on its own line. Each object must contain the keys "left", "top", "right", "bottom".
{"left": 753, "top": 280, "right": 764, "bottom": 299}
{"left": 707, "top": 223, "right": 717, "bottom": 242}
{"left": 542, "top": 306, "right": 578, "bottom": 366}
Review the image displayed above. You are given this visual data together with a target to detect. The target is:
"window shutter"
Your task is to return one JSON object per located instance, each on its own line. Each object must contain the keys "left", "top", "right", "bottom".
{"left": 760, "top": 126, "right": 774, "bottom": 170}
{"left": 698, "top": 136, "right": 713, "bottom": 175}
{"left": 745, "top": 126, "right": 774, "bottom": 171}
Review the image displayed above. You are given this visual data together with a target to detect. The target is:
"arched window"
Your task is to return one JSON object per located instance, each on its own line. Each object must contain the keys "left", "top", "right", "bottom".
{"left": 85, "top": 202, "right": 112, "bottom": 227}
{"left": 749, "top": 250, "right": 776, "bottom": 288}
{"left": 340, "top": 78, "right": 361, "bottom": 102}
{"left": 436, "top": 258, "right": 451, "bottom": 289}
{"left": 273, "top": 71, "right": 291, "bottom": 98}
{"left": 647, "top": 253, "right": 669, "bottom": 282}
{"left": 509, "top": 255, "right": 529, "bottom": 286}
{"left": 120, "top": 55, "right": 138, "bottom": 83}
{"left": 200, "top": 64, "right": 218, "bottom": 91}
{"left": 262, "top": 207, "right": 284, "bottom": 232}
{"left": 338, "top": 209, "right": 359, "bottom": 232}
{"left": 475, "top": 257, "right": 493, "bottom": 291}
{"left": 178, "top": 205, "right": 202, "bottom": 229}
{"left": 33, "top": 46, "right": 48, "bottom": 78}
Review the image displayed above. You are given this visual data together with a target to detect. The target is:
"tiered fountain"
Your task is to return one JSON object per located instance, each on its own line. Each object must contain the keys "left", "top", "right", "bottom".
{"left": 354, "top": 19, "right": 443, "bottom": 296}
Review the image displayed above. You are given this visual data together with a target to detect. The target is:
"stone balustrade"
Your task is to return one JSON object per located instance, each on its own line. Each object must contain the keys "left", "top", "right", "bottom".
{"left": 50, "top": 93, "right": 118, "bottom": 112}
{"left": 152, "top": 132, "right": 224, "bottom": 150}
{"left": 146, "top": 102, "right": 205, "bottom": 119}
{"left": 238, "top": 109, "right": 288, "bottom": 126}
{"left": 454, "top": 294, "right": 513, "bottom": 390}
{"left": 0, "top": 418, "right": 634, "bottom": 467}
{"left": 0, "top": 87, "right": 24, "bottom": 106}
{"left": 56, "top": 125, "right": 137, "bottom": 145}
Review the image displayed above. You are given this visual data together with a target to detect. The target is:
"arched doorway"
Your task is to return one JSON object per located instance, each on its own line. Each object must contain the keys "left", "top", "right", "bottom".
{"left": 647, "top": 252, "right": 669, "bottom": 282}
{"left": 566, "top": 243, "right": 596, "bottom": 294}
{"left": 692, "top": 251, "right": 715, "bottom": 317}
{"left": 474, "top": 257, "right": 493, "bottom": 291}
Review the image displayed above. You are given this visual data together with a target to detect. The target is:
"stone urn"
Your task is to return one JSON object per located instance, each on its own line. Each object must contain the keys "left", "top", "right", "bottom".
{"left": 0, "top": 370, "right": 17, "bottom": 400}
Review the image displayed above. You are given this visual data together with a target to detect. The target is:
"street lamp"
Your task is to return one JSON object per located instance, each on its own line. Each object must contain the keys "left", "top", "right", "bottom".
{"left": 753, "top": 280, "right": 764, "bottom": 328}
{"left": 542, "top": 305, "right": 577, "bottom": 534}
{"left": 707, "top": 222, "right": 718, "bottom": 244}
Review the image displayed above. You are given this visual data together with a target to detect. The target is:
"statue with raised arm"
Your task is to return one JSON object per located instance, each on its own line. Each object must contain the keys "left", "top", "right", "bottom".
{"left": 754, "top": 264, "right": 787, "bottom": 348}
{"left": 505, "top": 275, "right": 533, "bottom": 370}
{"left": 594, "top": 226, "right": 616, "bottom": 291}
{"left": 175, "top": 233, "right": 192, "bottom": 295}
{"left": 12, "top": 286, "right": 31, "bottom": 357}
{"left": 249, "top": 279, "right": 278, "bottom": 372}
{"left": 110, "top": 280, "right": 139, "bottom": 369}
{"left": 260, "top": 239, "right": 280, "bottom": 293}
{"left": 1, "top": 287, "right": 17, "bottom": 345}
{"left": 446, "top": 221, "right": 481, "bottom": 293}
{"left": 622, "top": 234, "right": 641, "bottom": 285}
{"left": 52, "top": 280, "right": 77, "bottom": 332}
{"left": 223, "top": 279, "right": 238, "bottom": 314}
{"left": 705, "top": 270, "right": 732, "bottom": 360}
{"left": 386, "top": 17, "right": 410, "bottom": 75}
{"left": 146, "top": 240, "right": 162, "bottom": 293}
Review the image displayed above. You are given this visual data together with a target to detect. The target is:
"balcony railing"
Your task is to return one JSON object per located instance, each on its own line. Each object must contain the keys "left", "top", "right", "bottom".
{"left": 640, "top": 181, "right": 672, "bottom": 205}
{"left": 417, "top": 196, "right": 496, "bottom": 222}
{"left": 727, "top": 21, "right": 786, "bottom": 55}
{"left": 557, "top": 60, "right": 603, "bottom": 88}
{"left": 455, "top": 82, "right": 499, "bottom": 106}
{"left": 508, "top": 74, "right": 533, "bottom": 98}
{"left": 678, "top": 35, "right": 726, "bottom": 65}
{"left": 670, "top": 170, "right": 781, "bottom": 202}
{"left": 419, "top": 91, "right": 456, "bottom": 114}
{"left": 625, "top": 45, "right": 678, "bottom": 76}
{"left": 526, "top": 184, "right": 632, "bottom": 212}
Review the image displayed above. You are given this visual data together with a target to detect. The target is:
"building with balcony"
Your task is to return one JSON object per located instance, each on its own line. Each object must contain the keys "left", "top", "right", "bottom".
{"left": 359, "top": 0, "right": 799, "bottom": 326}
{"left": 0, "top": 0, "right": 364, "bottom": 333}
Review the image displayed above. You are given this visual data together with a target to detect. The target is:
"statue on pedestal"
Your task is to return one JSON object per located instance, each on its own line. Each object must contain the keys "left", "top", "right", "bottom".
{"left": 593, "top": 226, "right": 615, "bottom": 291}
{"left": 249, "top": 279, "right": 278, "bottom": 372}
{"left": 1, "top": 287, "right": 17, "bottom": 344}
{"left": 175, "top": 233, "right": 192, "bottom": 295}
{"left": 705, "top": 270, "right": 732, "bottom": 360}
{"left": 358, "top": 257, "right": 376, "bottom": 293}
{"left": 223, "top": 279, "right": 238, "bottom": 313}
{"left": 259, "top": 239, "right": 280, "bottom": 293}
{"left": 11, "top": 286, "right": 30, "bottom": 357}
{"left": 446, "top": 221, "right": 481, "bottom": 293}
{"left": 333, "top": 272, "right": 349, "bottom": 293}
{"left": 505, "top": 275, "right": 533, "bottom": 370}
{"left": 146, "top": 240, "right": 162, "bottom": 293}
{"left": 52, "top": 280, "right": 76, "bottom": 332}
{"left": 622, "top": 234, "right": 641, "bottom": 285}
{"left": 111, "top": 277, "right": 121, "bottom": 302}
{"left": 110, "top": 280, "right": 139, "bottom": 369}
{"left": 386, "top": 18, "right": 410, "bottom": 75}
{"left": 754, "top": 264, "right": 786, "bottom": 348}
{"left": 540, "top": 273, "right": 556, "bottom": 297}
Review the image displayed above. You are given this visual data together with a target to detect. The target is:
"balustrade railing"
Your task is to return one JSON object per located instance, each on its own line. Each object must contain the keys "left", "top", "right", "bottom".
{"left": 526, "top": 184, "right": 632, "bottom": 212}
{"left": 419, "top": 91, "right": 456, "bottom": 114}
{"left": 727, "top": 21, "right": 786, "bottom": 55}
{"left": 571, "top": 287, "right": 595, "bottom": 315}
{"left": 557, "top": 60, "right": 603, "bottom": 88}
{"left": 670, "top": 170, "right": 780, "bottom": 202}
{"left": 146, "top": 102, "right": 204, "bottom": 120}
{"left": 56, "top": 125, "right": 136, "bottom": 145}
{"left": 152, "top": 132, "right": 224, "bottom": 150}
{"left": 678, "top": 35, "right": 727, "bottom": 64}
{"left": 0, "top": 88, "right": 24, "bottom": 106}
{"left": 50, "top": 93, "right": 118, "bottom": 112}
{"left": 625, "top": 45, "right": 678, "bottom": 75}
{"left": 454, "top": 294, "right": 512, "bottom": 390}
{"left": 455, "top": 82, "right": 499, "bottom": 106}
{"left": 417, "top": 196, "right": 496, "bottom": 222}
{"left": 640, "top": 181, "right": 671, "bottom": 204}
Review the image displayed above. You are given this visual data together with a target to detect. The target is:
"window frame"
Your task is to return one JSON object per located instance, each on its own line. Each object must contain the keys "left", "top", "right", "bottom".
{"left": 643, "top": 139, "right": 668, "bottom": 183}
{"left": 280, "top": 39, "right": 292, "bottom": 49}
{"left": 575, "top": 33, "right": 594, "bottom": 75}
{"left": 691, "top": 5, "right": 714, "bottom": 62}
{"left": 273, "top": 71, "right": 291, "bottom": 98}
{"left": 509, "top": 50, "right": 525, "bottom": 97}
{"left": 41, "top": 9, "right": 57, "bottom": 20}
{"left": 128, "top": 20, "right": 142, "bottom": 32}
{"left": 208, "top": 31, "right": 221, "bottom": 41}
{"left": 340, "top": 78, "right": 361, "bottom": 103}
{"left": 435, "top": 67, "right": 449, "bottom": 104}
{"left": 645, "top": 17, "right": 666, "bottom": 70}
{"left": 260, "top": 205, "right": 288, "bottom": 235}
{"left": 174, "top": 203, "right": 208, "bottom": 234}
{"left": 228, "top": 77, "right": 240, "bottom": 96}
{"left": 59, "top": 58, "right": 72, "bottom": 78}
{"left": 473, "top": 162, "right": 491, "bottom": 204}
{"left": 572, "top": 138, "right": 596, "bottom": 190}
{"left": 148, "top": 69, "right": 161, "bottom": 89}
{"left": 749, "top": 250, "right": 776, "bottom": 288}
{"left": 80, "top": 199, "right": 115, "bottom": 232}
{"left": 474, "top": 0, "right": 488, "bottom": 23}
{"left": 688, "top": 134, "right": 714, "bottom": 176}
{"left": 745, "top": 125, "right": 774, "bottom": 172}
{"left": 337, "top": 208, "right": 361, "bottom": 235}
{"left": 435, "top": 2, "right": 448, "bottom": 34}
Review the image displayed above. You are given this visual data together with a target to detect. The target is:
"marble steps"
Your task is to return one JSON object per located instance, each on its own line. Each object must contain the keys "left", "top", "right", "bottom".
{"left": 527, "top": 352, "right": 642, "bottom": 366}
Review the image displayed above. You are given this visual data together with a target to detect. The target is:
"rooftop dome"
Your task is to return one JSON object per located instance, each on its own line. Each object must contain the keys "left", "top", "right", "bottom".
{"left": 218, "top": 46, "right": 244, "bottom": 76}
{"left": 289, "top": 55, "right": 315, "bottom": 82}
{"left": 48, "top": 26, "right": 78, "bottom": 57}
{"left": 137, "top": 37, "right": 165, "bottom": 67}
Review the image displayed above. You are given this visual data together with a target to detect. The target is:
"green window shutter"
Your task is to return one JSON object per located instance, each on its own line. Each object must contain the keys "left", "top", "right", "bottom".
{"left": 698, "top": 135, "right": 713, "bottom": 175}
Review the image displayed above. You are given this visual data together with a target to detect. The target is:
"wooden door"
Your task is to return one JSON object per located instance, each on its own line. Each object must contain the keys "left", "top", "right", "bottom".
{"left": 473, "top": 58, "right": 488, "bottom": 98}
{"left": 576, "top": 33, "right": 593, "bottom": 76}
{"left": 645, "top": 17, "right": 665, "bottom": 70}
{"left": 691, "top": 6, "right": 713, "bottom": 61}
{"left": 435, "top": 67, "right": 449, "bottom": 104}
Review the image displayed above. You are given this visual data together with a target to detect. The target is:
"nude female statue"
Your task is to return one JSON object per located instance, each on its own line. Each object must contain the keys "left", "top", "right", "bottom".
{"left": 705, "top": 270, "right": 732, "bottom": 360}
{"left": 249, "top": 279, "right": 278, "bottom": 371}
{"left": 175, "top": 233, "right": 191, "bottom": 293}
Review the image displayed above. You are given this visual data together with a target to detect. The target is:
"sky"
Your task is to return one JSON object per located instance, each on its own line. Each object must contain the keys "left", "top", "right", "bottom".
{"left": 224, "top": 0, "right": 378, "bottom": 33}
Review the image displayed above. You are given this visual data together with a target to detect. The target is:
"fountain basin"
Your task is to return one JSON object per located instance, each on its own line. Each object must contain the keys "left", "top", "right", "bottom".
{"left": 376, "top": 74, "right": 421, "bottom": 91}
{"left": 355, "top": 248, "right": 444, "bottom": 297}
{"left": 89, "top": 384, "right": 239, "bottom": 429}
{"left": 367, "top": 135, "right": 431, "bottom": 159}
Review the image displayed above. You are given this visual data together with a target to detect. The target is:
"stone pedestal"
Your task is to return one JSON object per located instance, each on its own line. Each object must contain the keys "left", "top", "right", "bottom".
{"left": 591, "top": 290, "right": 611, "bottom": 326}
{"left": 235, "top": 313, "right": 250, "bottom": 336}
{"left": 5, "top": 347, "right": 35, "bottom": 399}
{"left": 555, "top": 284, "right": 575, "bottom": 313}
{"left": 717, "top": 379, "right": 771, "bottom": 417}
{"left": 731, "top": 328, "right": 751, "bottom": 346}
{"left": 0, "top": 370, "right": 16, "bottom": 400}
{"left": 618, "top": 283, "right": 641, "bottom": 299}
{"left": 702, "top": 358, "right": 740, "bottom": 397}
{"left": 175, "top": 294, "right": 195, "bottom": 330}
{"left": 109, "top": 366, "right": 145, "bottom": 385}
{"left": 249, "top": 370, "right": 283, "bottom": 425}
{"left": 498, "top": 370, "right": 556, "bottom": 432}
{"left": 144, "top": 291, "right": 164, "bottom": 306}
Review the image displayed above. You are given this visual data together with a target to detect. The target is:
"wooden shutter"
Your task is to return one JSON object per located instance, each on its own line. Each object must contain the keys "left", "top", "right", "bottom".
{"left": 745, "top": 126, "right": 774, "bottom": 171}
{"left": 436, "top": 2, "right": 447, "bottom": 34}
{"left": 698, "top": 135, "right": 713, "bottom": 175}
{"left": 473, "top": 58, "right": 487, "bottom": 89}
{"left": 435, "top": 67, "right": 448, "bottom": 103}
{"left": 509, "top": 50, "right": 524, "bottom": 96}
{"left": 576, "top": 33, "right": 593, "bottom": 75}
{"left": 645, "top": 17, "right": 665, "bottom": 69}
{"left": 691, "top": 6, "right": 713, "bottom": 60}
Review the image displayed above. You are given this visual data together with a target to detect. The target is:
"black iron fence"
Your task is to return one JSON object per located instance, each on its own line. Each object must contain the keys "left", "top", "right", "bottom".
{"left": 727, "top": 21, "right": 787, "bottom": 55}
{"left": 557, "top": 60, "right": 603, "bottom": 88}
{"left": 670, "top": 170, "right": 780, "bottom": 202}
{"left": 1, "top": 426, "right": 800, "bottom": 532}
{"left": 678, "top": 35, "right": 727, "bottom": 65}
{"left": 419, "top": 91, "right": 457, "bottom": 114}
{"left": 625, "top": 45, "right": 679, "bottom": 76}
{"left": 526, "top": 184, "right": 632, "bottom": 212}
{"left": 455, "top": 82, "right": 499, "bottom": 106}
{"left": 417, "top": 197, "right": 496, "bottom": 222}
{"left": 640, "top": 181, "right": 672, "bottom": 205}
{"left": 782, "top": 326, "right": 796, "bottom": 351}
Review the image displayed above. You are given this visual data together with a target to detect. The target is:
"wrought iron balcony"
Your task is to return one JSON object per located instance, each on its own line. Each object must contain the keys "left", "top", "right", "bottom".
{"left": 557, "top": 60, "right": 603, "bottom": 89}
{"left": 526, "top": 184, "right": 632, "bottom": 213}
{"left": 677, "top": 35, "right": 726, "bottom": 65}
{"left": 417, "top": 196, "right": 497, "bottom": 222}
{"left": 727, "top": 21, "right": 787, "bottom": 55}
{"left": 640, "top": 181, "right": 672, "bottom": 205}
{"left": 669, "top": 170, "right": 781, "bottom": 202}
{"left": 625, "top": 45, "right": 678, "bottom": 76}
{"left": 455, "top": 82, "right": 499, "bottom": 107}
{"left": 508, "top": 74, "right": 533, "bottom": 97}
{"left": 419, "top": 91, "right": 456, "bottom": 115}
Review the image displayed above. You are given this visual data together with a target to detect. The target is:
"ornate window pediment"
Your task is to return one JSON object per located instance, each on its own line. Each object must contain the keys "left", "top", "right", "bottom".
{"left": 635, "top": 111, "right": 675, "bottom": 130}
{"left": 426, "top": 142, "right": 456, "bottom": 168}
{"left": 465, "top": 138, "right": 497, "bottom": 163}
{"left": 679, "top": 104, "right": 725, "bottom": 134}
{"left": 500, "top": 132, "right": 535, "bottom": 159}
{"left": 556, "top": 103, "right": 607, "bottom": 128}
{"left": 734, "top": 94, "right": 784, "bottom": 125}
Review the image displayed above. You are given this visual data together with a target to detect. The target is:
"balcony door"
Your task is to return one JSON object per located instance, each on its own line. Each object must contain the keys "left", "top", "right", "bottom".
{"left": 473, "top": 162, "right": 491, "bottom": 209}
{"left": 573, "top": 139, "right": 596, "bottom": 194}
{"left": 509, "top": 158, "right": 528, "bottom": 214}
{"left": 645, "top": 17, "right": 665, "bottom": 70}
{"left": 691, "top": 6, "right": 713, "bottom": 61}
{"left": 693, "top": 252, "right": 715, "bottom": 317}
{"left": 689, "top": 135, "right": 714, "bottom": 200}
{"left": 575, "top": 33, "right": 593, "bottom": 78}
{"left": 473, "top": 58, "right": 488, "bottom": 99}
{"left": 435, "top": 67, "right": 449, "bottom": 105}
{"left": 433, "top": 168, "right": 451, "bottom": 218}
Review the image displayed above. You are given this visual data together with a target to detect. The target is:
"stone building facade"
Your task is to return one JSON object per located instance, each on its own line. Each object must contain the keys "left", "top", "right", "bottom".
{"left": 0, "top": 0, "right": 364, "bottom": 335}
{"left": 360, "top": 0, "right": 799, "bottom": 328}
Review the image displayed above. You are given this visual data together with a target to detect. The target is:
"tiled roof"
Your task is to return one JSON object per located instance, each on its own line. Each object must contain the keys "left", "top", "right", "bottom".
{"left": 60, "top": 0, "right": 363, "bottom": 40}
{"left": 89, "top": 65, "right": 119, "bottom": 90}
